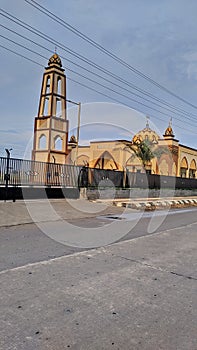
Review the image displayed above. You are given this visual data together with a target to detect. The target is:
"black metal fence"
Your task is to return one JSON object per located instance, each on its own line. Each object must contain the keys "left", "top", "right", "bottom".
{"left": 0, "top": 157, "right": 81, "bottom": 187}
{"left": 0, "top": 156, "right": 197, "bottom": 190}
{"left": 88, "top": 168, "right": 124, "bottom": 188}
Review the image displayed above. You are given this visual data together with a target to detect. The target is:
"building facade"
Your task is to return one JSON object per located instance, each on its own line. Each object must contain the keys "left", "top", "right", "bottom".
{"left": 32, "top": 53, "right": 197, "bottom": 178}
{"left": 69, "top": 120, "right": 197, "bottom": 178}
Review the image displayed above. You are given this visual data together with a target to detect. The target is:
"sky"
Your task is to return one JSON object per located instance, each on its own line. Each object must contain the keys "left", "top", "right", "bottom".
{"left": 0, "top": 0, "right": 197, "bottom": 159}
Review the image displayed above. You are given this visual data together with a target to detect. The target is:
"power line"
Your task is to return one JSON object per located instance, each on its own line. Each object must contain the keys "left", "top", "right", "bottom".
{"left": 0, "top": 43, "right": 196, "bottom": 136}
{"left": 24, "top": 0, "right": 197, "bottom": 110}
{"left": 2, "top": 33, "right": 197, "bottom": 130}
{"left": 0, "top": 43, "right": 43, "bottom": 67}
{"left": 1, "top": 9, "right": 197, "bottom": 122}
{"left": 2, "top": 23, "right": 197, "bottom": 123}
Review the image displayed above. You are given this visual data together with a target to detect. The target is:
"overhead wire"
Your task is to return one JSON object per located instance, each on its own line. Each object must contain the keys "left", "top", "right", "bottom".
{"left": 24, "top": 0, "right": 197, "bottom": 110}
{"left": 1, "top": 24, "right": 197, "bottom": 124}
{"left": 2, "top": 32, "right": 197, "bottom": 130}
{"left": 1, "top": 8, "right": 197, "bottom": 121}
{"left": 0, "top": 43, "right": 196, "bottom": 136}
{"left": 0, "top": 43, "right": 43, "bottom": 67}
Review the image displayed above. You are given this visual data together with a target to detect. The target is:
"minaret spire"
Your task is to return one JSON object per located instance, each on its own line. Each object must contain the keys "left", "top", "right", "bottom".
{"left": 146, "top": 116, "right": 150, "bottom": 129}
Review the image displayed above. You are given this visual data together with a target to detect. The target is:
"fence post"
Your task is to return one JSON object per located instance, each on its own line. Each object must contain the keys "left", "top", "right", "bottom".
{"left": 123, "top": 167, "right": 127, "bottom": 188}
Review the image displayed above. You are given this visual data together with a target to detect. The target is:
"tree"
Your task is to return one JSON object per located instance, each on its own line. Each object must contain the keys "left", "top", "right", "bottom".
{"left": 123, "top": 139, "right": 154, "bottom": 172}
{"left": 132, "top": 140, "right": 155, "bottom": 169}
{"left": 119, "top": 139, "right": 170, "bottom": 173}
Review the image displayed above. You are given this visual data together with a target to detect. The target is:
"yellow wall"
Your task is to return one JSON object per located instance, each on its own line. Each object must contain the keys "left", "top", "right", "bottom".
{"left": 69, "top": 138, "right": 197, "bottom": 178}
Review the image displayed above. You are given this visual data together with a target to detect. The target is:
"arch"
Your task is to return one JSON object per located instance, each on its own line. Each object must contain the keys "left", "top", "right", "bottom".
{"left": 157, "top": 153, "right": 173, "bottom": 175}
{"left": 180, "top": 156, "right": 188, "bottom": 178}
{"left": 76, "top": 155, "right": 89, "bottom": 166}
{"left": 57, "top": 76, "right": 62, "bottom": 95}
{"left": 56, "top": 98, "right": 62, "bottom": 118}
{"left": 39, "top": 134, "right": 47, "bottom": 149}
{"left": 190, "top": 159, "right": 196, "bottom": 170}
{"left": 180, "top": 157, "right": 188, "bottom": 169}
{"left": 125, "top": 154, "right": 136, "bottom": 166}
{"left": 189, "top": 159, "right": 196, "bottom": 178}
{"left": 43, "top": 97, "right": 49, "bottom": 116}
{"left": 159, "top": 159, "right": 169, "bottom": 176}
{"left": 94, "top": 151, "right": 118, "bottom": 170}
{"left": 45, "top": 75, "right": 50, "bottom": 94}
{"left": 54, "top": 136, "right": 63, "bottom": 151}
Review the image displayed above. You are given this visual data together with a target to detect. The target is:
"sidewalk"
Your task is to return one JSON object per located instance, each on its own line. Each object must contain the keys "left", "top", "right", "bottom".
{"left": 0, "top": 196, "right": 197, "bottom": 227}
{"left": 0, "top": 198, "right": 122, "bottom": 227}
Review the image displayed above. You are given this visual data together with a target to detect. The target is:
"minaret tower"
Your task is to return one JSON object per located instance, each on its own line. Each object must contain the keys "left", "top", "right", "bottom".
{"left": 32, "top": 52, "right": 68, "bottom": 164}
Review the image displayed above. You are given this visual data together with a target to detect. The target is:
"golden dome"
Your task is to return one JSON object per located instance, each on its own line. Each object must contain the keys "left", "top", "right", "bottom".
{"left": 132, "top": 135, "right": 143, "bottom": 145}
{"left": 48, "top": 53, "right": 62, "bottom": 67}
{"left": 132, "top": 118, "right": 159, "bottom": 145}
{"left": 164, "top": 120, "right": 174, "bottom": 138}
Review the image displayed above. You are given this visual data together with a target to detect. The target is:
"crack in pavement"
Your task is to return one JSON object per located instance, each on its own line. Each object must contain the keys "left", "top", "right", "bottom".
{"left": 114, "top": 254, "right": 197, "bottom": 281}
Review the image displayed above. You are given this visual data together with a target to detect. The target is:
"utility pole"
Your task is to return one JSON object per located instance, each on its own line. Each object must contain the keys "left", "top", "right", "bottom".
{"left": 76, "top": 102, "right": 81, "bottom": 165}
{"left": 66, "top": 100, "right": 81, "bottom": 165}
{"left": 4, "top": 148, "right": 12, "bottom": 201}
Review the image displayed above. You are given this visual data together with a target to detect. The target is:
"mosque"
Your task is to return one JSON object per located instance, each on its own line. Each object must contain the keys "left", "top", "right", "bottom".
{"left": 32, "top": 53, "right": 197, "bottom": 179}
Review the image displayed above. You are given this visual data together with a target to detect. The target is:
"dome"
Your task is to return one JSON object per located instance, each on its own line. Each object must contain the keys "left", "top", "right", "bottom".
{"left": 48, "top": 53, "right": 62, "bottom": 67}
{"left": 132, "top": 118, "right": 159, "bottom": 145}
{"left": 69, "top": 135, "right": 77, "bottom": 144}
{"left": 164, "top": 120, "right": 174, "bottom": 138}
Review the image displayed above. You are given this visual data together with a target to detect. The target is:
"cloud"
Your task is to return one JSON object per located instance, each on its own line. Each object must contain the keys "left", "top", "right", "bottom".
{"left": 0, "top": 129, "right": 19, "bottom": 134}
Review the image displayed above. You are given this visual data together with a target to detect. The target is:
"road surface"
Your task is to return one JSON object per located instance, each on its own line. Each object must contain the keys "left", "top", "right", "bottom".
{"left": 0, "top": 207, "right": 196, "bottom": 271}
{"left": 0, "top": 206, "right": 197, "bottom": 349}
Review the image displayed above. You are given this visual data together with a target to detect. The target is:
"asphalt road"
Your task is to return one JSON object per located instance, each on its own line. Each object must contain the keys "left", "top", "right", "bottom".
{"left": 0, "top": 208, "right": 197, "bottom": 350}
{"left": 0, "top": 207, "right": 197, "bottom": 272}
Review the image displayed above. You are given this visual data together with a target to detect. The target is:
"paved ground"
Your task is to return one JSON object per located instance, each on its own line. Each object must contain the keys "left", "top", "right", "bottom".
{"left": 0, "top": 221, "right": 197, "bottom": 349}
{"left": 0, "top": 199, "right": 122, "bottom": 227}
{"left": 0, "top": 197, "right": 197, "bottom": 227}
{"left": 0, "top": 199, "right": 197, "bottom": 349}
{"left": 0, "top": 206, "right": 197, "bottom": 272}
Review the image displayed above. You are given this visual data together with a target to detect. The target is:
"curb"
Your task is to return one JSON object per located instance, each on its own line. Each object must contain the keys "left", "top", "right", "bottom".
{"left": 113, "top": 198, "right": 197, "bottom": 211}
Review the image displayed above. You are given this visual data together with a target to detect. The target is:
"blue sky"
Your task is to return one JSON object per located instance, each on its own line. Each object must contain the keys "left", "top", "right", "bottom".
{"left": 0, "top": 0, "right": 197, "bottom": 158}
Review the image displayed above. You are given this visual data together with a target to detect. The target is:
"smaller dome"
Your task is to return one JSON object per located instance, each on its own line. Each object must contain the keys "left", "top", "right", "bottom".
{"left": 48, "top": 53, "right": 62, "bottom": 67}
{"left": 164, "top": 120, "right": 174, "bottom": 138}
{"left": 69, "top": 135, "right": 77, "bottom": 144}
{"left": 132, "top": 135, "right": 143, "bottom": 145}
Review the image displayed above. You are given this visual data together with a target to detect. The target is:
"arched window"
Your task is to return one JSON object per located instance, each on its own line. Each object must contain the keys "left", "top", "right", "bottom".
{"left": 180, "top": 157, "right": 188, "bottom": 178}
{"left": 54, "top": 136, "right": 62, "bottom": 151}
{"left": 39, "top": 134, "right": 47, "bottom": 149}
{"left": 189, "top": 159, "right": 196, "bottom": 178}
{"left": 56, "top": 98, "right": 62, "bottom": 118}
{"left": 46, "top": 75, "right": 50, "bottom": 94}
{"left": 57, "top": 76, "right": 61, "bottom": 95}
{"left": 43, "top": 97, "right": 49, "bottom": 116}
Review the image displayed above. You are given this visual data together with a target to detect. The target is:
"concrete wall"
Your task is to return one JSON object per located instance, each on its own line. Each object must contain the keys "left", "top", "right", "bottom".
{"left": 0, "top": 187, "right": 79, "bottom": 201}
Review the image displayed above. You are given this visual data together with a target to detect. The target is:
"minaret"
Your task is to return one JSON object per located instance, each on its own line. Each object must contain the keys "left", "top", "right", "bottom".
{"left": 32, "top": 52, "right": 68, "bottom": 164}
